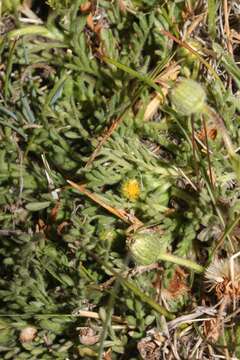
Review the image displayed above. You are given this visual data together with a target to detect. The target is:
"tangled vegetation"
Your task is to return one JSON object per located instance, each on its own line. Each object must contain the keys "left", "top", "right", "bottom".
{"left": 1, "top": 0, "right": 240, "bottom": 359}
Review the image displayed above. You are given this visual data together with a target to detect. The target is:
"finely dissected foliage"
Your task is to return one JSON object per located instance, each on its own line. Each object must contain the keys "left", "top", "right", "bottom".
{"left": 1, "top": 0, "right": 240, "bottom": 359}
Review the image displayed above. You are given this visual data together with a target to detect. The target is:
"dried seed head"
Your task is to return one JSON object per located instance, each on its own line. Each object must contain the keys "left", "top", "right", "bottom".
{"left": 121, "top": 179, "right": 140, "bottom": 201}
{"left": 128, "top": 228, "right": 167, "bottom": 265}
{"left": 171, "top": 79, "right": 206, "bottom": 116}
{"left": 137, "top": 336, "right": 161, "bottom": 360}
{"left": 19, "top": 326, "right": 37, "bottom": 343}
{"left": 205, "top": 258, "right": 240, "bottom": 300}
{"left": 203, "top": 318, "right": 221, "bottom": 342}
{"left": 79, "top": 327, "right": 100, "bottom": 346}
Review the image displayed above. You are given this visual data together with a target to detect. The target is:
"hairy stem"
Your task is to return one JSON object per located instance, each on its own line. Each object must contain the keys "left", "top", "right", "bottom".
{"left": 158, "top": 253, "right": 204, "bottom": 273}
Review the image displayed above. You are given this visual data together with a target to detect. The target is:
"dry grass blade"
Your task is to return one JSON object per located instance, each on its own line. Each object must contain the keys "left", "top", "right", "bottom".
{"left": 67, "top": 180, "right": 143, "bottom": 228}
{"left": 160, "top": 29, "right": 223, "bottom": 84}
{"left": 144, "top": 62, "right": 180, "bottom": 121}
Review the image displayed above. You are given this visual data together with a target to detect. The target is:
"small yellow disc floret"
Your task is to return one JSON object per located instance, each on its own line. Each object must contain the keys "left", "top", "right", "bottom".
{"left": 121, "top": 179, "right": 140, "bottom": 201}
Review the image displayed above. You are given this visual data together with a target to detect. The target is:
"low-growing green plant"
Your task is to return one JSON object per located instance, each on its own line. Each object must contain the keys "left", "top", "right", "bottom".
{"left": 0, "top": 0, "right": 240, "bottom": 359}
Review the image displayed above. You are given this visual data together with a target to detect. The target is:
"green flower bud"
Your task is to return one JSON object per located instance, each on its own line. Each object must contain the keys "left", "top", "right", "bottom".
{"left": 128, "top": 228, "right": 168, "bottom": 265}
{"left": 171, "top": 79, "right": 206, "bottom": 116}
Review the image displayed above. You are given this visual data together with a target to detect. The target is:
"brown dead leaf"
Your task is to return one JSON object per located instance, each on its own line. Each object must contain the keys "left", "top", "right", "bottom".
{"left": 118, "top": 0, "right": 127, "bottom": 13}
{"left": 50, "top": 201, "right": 60, "bottom": 222}
{"left": 36, "top": 218, "right": 47, "bottom": 233}
{"left": 86, "top": 13, "right": 95, "bottom": 32}
{"left": 103, "top": 348, "right": 112, "bottom": 360}
{"left": 197, "top": 127, "right": 217, "bottom": 141}
{"left": 143, "top": 94, "right": 163, "bottom": 122}
{"left": 80, "top": 1, "right": 92, "bottom": 13}
{"left": 94, "top": 22, "right": 103, "bottom": 34}
{"left": 155, "top": 62, "right": 180, "bottom": 85}
{"left": 170, "top": 269, "right": 188, "bottom": 295}
{"left": 57, "top": 221, "right": 70, "bottom": 235}
{"left": 160, "top": 267, "right": 189, "bottom": 305}
{"left": 144, "top": 63, "right": 180, "bottom": 121}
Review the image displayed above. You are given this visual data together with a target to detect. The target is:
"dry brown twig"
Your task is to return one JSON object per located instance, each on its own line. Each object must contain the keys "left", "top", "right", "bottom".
{"left": 67, "top": 180, "right": 143, "bottom": 230}
{"left": 223, "top": 0, "right": 233, "bottom": 56}
{"left": 184, "top": 12, "right": 206, "bottom": 38}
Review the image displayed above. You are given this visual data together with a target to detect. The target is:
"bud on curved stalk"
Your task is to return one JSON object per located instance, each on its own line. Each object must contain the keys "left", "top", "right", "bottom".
{"left": 171, "top": 78, "right": 240, "bottom": 180}
{"left": 128, "top": 228, "right": 204, "bottom": 273}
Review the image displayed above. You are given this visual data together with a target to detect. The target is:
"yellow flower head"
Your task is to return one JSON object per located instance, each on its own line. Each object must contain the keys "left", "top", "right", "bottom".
{"left": 121, "top": 179, "right": 140, "bottom": 201}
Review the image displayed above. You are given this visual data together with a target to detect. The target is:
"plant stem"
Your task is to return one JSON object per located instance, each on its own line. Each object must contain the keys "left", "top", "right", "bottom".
{"left": 158, "top": 253, "right": 204, "bottom": 273}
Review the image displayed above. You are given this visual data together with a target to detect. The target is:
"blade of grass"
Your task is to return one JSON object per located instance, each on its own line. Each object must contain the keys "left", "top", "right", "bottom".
{"left": 8, "top": 25, "right": 64, "bottom": 41}
{"left": 104, "top": 265, "right": 175, "bottom": 319}
{"left": 208, "top": 0, "right": 217, "bottom": 40}
{"left": 102, "top": 57, "right": 163, "bottom": 96}
{"left": 214, "top": 43, "right": 240, "bottom": 89}
{"left": 0, "top": 105, "right": 19, "bottom": 121}
{"left": 42, "top": 73, "right": 68, "bottom": 116}
{"left": 158, "top": 253, "right": 204, "bottom": 273}
{"left": 4, "top": 39, "right": 17, "bottom": 99}
{"left": 0, "top": 119, "right": 27, "bottom": 140}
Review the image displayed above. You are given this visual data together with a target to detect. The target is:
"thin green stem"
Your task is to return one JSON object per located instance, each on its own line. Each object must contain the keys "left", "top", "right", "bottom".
{"left": 158, "top": 253, "right": 204, "bottom": 273}
{"left": 190, "top": 115, "right": 199, "bottom": 184}
{"left": 4, "top": 39, "right": 17, "bottom": 99}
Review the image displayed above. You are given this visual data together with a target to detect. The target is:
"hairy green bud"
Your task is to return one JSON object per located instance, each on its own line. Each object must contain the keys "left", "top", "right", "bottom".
{"left": 171, "top": 79, "right": 206, "bottom": 116}
{"left": 128, "top": 228, "right": 167, "bottom": 265}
